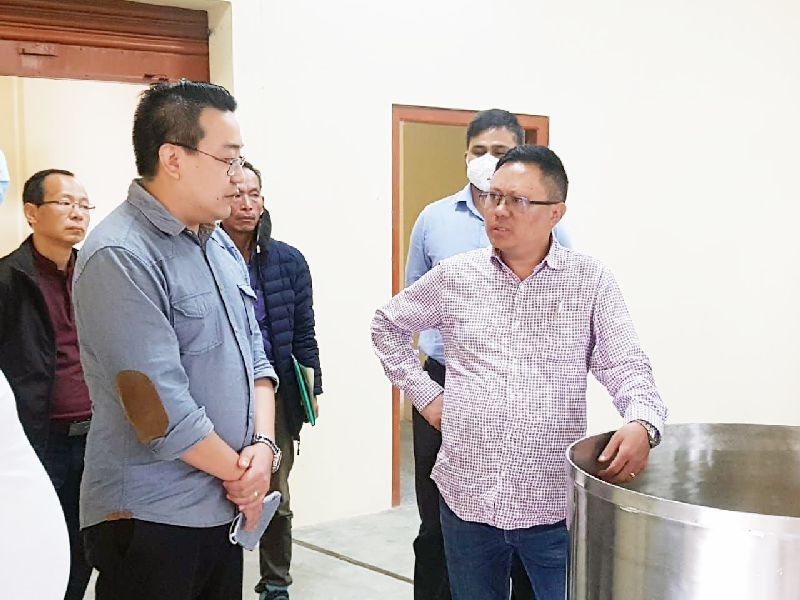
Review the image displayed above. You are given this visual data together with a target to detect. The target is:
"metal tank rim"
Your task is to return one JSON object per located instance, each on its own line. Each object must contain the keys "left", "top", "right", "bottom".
{"left": 566, "top": 423, "right": 800, "bottom": 537}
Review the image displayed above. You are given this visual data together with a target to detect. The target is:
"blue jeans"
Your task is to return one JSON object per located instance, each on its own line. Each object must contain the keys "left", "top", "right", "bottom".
{"left": 440, "top": 500, "right": 568, "bottom": 600}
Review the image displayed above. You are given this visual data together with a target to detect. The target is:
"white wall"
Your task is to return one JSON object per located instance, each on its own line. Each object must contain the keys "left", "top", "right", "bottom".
{"left": 0, "top": 77, "right": 145, "bottom": 255}
{"left": 213, "top": 0, "right": 800, "bottom": 523}
{"left": 22, "top": 0, "right": 796, "bottom": 527}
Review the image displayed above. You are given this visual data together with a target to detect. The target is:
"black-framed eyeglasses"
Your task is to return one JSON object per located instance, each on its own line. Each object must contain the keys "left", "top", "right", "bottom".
{"left": 39, "top": 199, "right": 96, "bottom": 212}
{"left": 167, "top": 141, "right": 246, "bottom": 177}
{"left": 478, "top": 191, "right": 562, "bottom": 213}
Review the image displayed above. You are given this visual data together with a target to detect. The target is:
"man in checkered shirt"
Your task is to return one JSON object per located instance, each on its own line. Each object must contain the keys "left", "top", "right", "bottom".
{"left": 372, "top": 144, "right": 667, "bottom": 600}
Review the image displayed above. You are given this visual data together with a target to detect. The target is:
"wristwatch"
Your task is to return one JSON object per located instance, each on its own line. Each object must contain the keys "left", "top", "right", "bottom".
{"left": 252, "top": 433, "right": 282, "bottom": 473}
{"left": 634, "top": 419, "right": 661, "bottom": 448}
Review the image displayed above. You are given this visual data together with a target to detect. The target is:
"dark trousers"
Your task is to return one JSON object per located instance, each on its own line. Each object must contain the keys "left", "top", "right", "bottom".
{"left": 414, "top": 358, "right": 534, "bottom": 600}
{"left": 41, "top": 428, "right": 92, "bottom": 600}
{"left": 83, "top": 519, "right": 243, "bottom": 600}
{"left": 256, "top": 396, "right": 296, "bottom": 592}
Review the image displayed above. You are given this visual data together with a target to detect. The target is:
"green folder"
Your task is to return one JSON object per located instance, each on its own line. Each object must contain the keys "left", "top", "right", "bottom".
{"left": 291, "top": 355, "right": 316, "bottom": 426}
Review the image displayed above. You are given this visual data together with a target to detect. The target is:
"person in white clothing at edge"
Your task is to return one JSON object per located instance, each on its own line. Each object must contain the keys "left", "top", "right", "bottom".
{"left": 0, "top": 369, "right": 70, "bottom": 599}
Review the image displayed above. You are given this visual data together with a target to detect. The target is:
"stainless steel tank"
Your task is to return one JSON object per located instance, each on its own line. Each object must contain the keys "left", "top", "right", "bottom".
{"left": 567, "top": 423, "right": 800, "bottom": 599}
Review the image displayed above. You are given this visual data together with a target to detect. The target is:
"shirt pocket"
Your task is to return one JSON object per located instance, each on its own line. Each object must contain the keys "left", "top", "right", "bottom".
{"left": 237, "top": 283, "right": 258, "bottom": 337}
{"left": 544, "top": 298, "right": 586, "bottom": 363}
{"left": 171, "top": 291, "right": 223, "bottom": 355}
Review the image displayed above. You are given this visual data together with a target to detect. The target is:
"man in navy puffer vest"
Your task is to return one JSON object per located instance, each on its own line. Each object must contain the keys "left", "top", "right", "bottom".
{"left": 221, "top": 161, "right": 322, "bottom": 600}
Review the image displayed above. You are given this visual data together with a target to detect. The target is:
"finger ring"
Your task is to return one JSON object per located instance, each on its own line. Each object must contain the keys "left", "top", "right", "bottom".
{"left": 629, "top": 472, "right": 636, "bottom": 479}
{"left": 253, "top": 490, "right": 259, "bottom": 498}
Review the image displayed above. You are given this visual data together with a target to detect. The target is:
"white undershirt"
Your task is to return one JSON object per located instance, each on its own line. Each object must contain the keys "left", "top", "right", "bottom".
{"left": 0, "top": 370, "right": 70, "bottom": 599}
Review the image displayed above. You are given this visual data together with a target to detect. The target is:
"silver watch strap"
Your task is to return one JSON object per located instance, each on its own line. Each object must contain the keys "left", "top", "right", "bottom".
{"left": 634, "top": 419, "right": 661, "bottom": 448}
{"left": 252, "top": 434, "right": 282, "bottom": 472}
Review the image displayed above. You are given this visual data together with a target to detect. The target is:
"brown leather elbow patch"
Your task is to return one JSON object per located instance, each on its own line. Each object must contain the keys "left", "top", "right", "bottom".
{"left": 105, "top": 511, "right": 133, "bottom": 521}
{"left": 115, "top": 370, "right": 169, "bottom": 444}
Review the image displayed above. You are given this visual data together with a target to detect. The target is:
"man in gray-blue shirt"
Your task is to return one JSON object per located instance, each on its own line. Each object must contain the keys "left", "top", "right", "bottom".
{"left": 73, "top": 81, "right": 279, "bottom": 600}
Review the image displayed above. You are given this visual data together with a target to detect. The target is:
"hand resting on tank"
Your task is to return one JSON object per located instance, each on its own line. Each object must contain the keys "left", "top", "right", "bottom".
{"left": 596, "top": 421, "right": 651, "bottom": 485}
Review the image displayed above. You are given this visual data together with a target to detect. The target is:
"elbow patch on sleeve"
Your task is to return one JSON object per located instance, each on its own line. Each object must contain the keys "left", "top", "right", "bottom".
{"left": 115, "top": 370, "right": 169, "bottom": 444}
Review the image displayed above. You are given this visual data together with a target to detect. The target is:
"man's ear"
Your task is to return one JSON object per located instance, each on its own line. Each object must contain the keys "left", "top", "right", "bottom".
{"left": 158, "top": 143, "right": 182, "bottom": 181}
{"left": 551, "top": 202, "right": 567, "bottom": 226}
{"left": 22, "top": 203, "right": 38, "bottom": 227}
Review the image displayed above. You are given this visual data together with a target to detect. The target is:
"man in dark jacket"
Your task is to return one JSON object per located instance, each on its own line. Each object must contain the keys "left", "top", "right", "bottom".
{"left": 221, "top": 161, "right": 322, "bottom": 600}
{"left": 0, "top": 168, "right": 94, "bottom": 600}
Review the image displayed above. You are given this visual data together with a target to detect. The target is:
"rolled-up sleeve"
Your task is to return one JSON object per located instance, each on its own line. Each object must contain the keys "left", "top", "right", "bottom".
{"left": 225, "top": 237, "right": 277, "bottom": 388}
{"left": 73, "top": 247, "right": 214, "bottom": 460}
{"left": 250, "top": 312, "right": 276, "bottom": 385}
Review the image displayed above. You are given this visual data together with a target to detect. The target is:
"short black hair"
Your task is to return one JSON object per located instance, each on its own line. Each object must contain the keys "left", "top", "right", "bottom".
{"left": 495, "top": 145, "right": 569, "bottom": 203}
{"left": 466, "top": 109, "right": 525, "bottom": 147}
{"left": 133, "top": 80, "right": 237, "bottom": 178}
{"left": 242, "top": 160, "right": 262, "bottom": 189}
{"left": 22, "top": 169, "right": 75, "bottom": 205}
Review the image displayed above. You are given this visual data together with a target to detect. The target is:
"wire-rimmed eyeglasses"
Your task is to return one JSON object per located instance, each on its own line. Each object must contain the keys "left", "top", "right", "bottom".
{"left": 167, "top": 141, "right": 246, "bottom": 177}
{"left": 39, "top": 199, "right": 96, "bottom": 212}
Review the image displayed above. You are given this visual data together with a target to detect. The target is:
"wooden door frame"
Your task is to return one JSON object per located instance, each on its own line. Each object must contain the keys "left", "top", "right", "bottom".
{"left": 390, "top": 104, "right": 549, "bottom": 505}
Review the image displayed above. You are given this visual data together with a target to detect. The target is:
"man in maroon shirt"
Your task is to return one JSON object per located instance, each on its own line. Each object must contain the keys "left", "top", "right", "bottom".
{"left": 0, "top": 169, "right": 94, "bottom": 600}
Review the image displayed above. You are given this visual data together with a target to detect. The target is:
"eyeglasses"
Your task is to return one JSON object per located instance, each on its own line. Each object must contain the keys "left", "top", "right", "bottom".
{"left": 167, "top": 142, "right": 246, "bottom": 177}
{"left": 478, "top": 191, "right": 562, "bottom": 213}
{"left": 40, "top": 200, "right": 96, "bottom": 212}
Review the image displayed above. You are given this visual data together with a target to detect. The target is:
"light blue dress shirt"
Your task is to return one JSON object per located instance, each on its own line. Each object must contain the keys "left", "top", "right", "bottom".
{"left": 405, "top": 184, "right": 572, "bottom": 363}
{"left": 73, "top": 180, "right": 276, "bottom": 529}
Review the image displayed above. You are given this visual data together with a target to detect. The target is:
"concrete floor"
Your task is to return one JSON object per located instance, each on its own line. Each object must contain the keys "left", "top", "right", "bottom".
{"left": 253, "top": 504, "right": 417, "bottom": 599}
{"left": 84, "top": 419, "right": 418, "bottom": 599}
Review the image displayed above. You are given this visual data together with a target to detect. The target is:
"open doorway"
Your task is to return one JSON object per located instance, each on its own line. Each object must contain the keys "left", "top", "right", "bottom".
{"left": 395, "top": 121, "right": 466, "bottom": 505}
{"left": 390, "top": 105, "right": 550, "bottom": 506}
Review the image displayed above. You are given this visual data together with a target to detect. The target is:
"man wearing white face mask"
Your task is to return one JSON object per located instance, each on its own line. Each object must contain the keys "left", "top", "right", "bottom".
{"left": 404, "top": 109, "right": 570, "bottom": 600}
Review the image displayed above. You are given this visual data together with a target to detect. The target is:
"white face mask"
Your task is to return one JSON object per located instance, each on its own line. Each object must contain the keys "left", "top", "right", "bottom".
{"left": 466, "top": 153, "right": 499, "bottom": 193}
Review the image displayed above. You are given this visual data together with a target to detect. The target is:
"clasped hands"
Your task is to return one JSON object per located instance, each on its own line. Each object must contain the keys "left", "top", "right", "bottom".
{"left": 223, "top": 443, "right": 274, "bottom": 531}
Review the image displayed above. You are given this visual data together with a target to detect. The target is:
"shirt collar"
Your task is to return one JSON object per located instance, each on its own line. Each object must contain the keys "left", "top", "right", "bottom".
{"left": 126, "top": 180, "right": 188, "bottom": 237}
{"left": 453, "top": 184, "right": 483, "bottom": 220}
{"left": 31, "top": 239, "right": 75, "bottom": 278}
{"left": 544, "top": 235, "right": 566, "bottom": 270}
{"left": 489, "top": 235, "right": 567, "bottom": 273}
